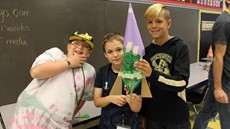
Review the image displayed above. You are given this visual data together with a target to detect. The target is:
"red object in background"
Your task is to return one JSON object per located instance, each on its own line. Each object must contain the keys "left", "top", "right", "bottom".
{"left": 150, "top": 0, "right": 223, "bottom": 11}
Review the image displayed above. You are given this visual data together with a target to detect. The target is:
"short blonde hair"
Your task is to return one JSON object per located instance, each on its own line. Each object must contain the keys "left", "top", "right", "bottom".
{"left": 144, "top": 3, "right": 170, "bottom": 21}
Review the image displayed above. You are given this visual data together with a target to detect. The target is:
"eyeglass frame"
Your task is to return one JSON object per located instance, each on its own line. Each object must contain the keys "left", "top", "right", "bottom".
{"left": 70, "top": 40, "right": 91, "bottom": 51}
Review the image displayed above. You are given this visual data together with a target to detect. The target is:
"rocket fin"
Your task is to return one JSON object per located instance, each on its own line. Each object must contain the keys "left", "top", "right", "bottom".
{"left": 141, "top": 78, "right": 152, "bottom": 98}
{"left": 109, "top": 72, "right": 123, "bottom": 95}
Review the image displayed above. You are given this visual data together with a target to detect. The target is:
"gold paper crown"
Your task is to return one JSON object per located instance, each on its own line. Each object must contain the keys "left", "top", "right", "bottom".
{"left": 69, "top": 31, "right": 94, "bottom": 49}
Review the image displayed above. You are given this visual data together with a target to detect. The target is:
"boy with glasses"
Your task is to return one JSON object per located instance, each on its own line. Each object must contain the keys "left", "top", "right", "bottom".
{"left": 10, "top": 31, "right": 96, "bottom": 129}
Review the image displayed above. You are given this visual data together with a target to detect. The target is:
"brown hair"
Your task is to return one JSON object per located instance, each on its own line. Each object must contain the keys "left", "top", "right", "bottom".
{"left": 102, "top": 32, "right": 124, "bottom": 53}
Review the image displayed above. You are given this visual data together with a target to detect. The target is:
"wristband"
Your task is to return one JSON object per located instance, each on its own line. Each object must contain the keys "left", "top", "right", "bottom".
{"left": 65, "top": 58, "right": 72, "bottom": 68}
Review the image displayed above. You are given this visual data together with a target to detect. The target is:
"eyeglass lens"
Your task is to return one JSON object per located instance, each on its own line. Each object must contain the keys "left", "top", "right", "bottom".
{"left": 71, "top": 41, "right": 90, "bottom": 50}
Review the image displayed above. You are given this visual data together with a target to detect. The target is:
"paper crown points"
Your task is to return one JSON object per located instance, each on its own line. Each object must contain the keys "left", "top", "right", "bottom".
{"left": 69, "top": 31, "right": 94, "bottom": 49}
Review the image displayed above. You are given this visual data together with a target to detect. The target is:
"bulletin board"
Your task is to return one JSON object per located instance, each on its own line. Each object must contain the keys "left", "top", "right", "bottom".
{"left": 197, "top": 10, "right": 221, "bottom": 61}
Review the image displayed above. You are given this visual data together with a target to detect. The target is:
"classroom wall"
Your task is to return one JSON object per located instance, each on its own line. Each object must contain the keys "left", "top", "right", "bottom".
{"left": 0, "top": 0, "right": 199, "bottom": 106}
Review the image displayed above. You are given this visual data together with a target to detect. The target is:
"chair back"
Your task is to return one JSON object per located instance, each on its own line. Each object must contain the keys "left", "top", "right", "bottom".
{"left": 186, "top": 82, "right": 209, "bottom": 104}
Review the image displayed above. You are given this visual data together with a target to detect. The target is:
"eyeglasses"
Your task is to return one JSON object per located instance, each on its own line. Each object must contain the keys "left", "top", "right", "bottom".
{"left": 71, "top": 40, "right": 91, "bottom": 51}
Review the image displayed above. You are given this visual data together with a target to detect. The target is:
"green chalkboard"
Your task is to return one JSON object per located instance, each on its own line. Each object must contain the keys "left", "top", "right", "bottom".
{"left": 0, "top": 0, "right": 199, "bottom": 106}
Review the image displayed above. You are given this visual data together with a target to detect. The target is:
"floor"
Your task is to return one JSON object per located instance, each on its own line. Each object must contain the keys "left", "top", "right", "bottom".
{"left": 73, "top": 102, "right": 221, "bottom": 129}
{"left": 189, "top": 102, "right": 221, "bottom": 129}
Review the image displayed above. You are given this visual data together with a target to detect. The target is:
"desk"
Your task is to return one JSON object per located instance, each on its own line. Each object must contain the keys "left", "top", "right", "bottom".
{"left": 0, "top": 103, "right": 15, "bottom": 129}
{"left": 0, "top": 101, "right": 101, "bottom": 129}
{"left": 72, "top": 101, "right": 101, "bottom": 127}
{"left": 187, "top": 62, "right": 209, "bottom": 91}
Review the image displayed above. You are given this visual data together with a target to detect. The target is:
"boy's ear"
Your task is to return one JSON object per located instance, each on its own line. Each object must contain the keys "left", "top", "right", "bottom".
{"left": 167, "top": 19, "right": 172, "bottom": 29}
{"left": 104, "top": 52, "right": 108, "bottom": 59}
{"left": 67, "top": 43, "right": 71, "bottom": 51}
{"left": 86, "top": 50, "right": 92, "bottom": 58}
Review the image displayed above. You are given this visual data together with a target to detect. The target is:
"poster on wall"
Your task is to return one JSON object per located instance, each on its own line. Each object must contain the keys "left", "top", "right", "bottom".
{"left": 198, "top": 10, "right": 221, "bottom": 61}
{"left": 150, "top": 0, "right": 223, "bottom": 11}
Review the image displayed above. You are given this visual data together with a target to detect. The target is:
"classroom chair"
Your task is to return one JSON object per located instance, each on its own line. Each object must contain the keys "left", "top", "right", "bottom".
{"left": 186, "top": 82, "right": 209, "bottom": 115}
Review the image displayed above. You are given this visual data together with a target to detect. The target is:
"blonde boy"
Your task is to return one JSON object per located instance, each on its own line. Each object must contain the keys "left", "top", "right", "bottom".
{"left": 134, "top": 4, "right": 191, "bottom": 129}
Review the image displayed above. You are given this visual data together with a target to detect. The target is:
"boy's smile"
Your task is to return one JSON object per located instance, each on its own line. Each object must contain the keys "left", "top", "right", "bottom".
{"left": 147, "top": 15, "right": 172, "bottom": 45}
